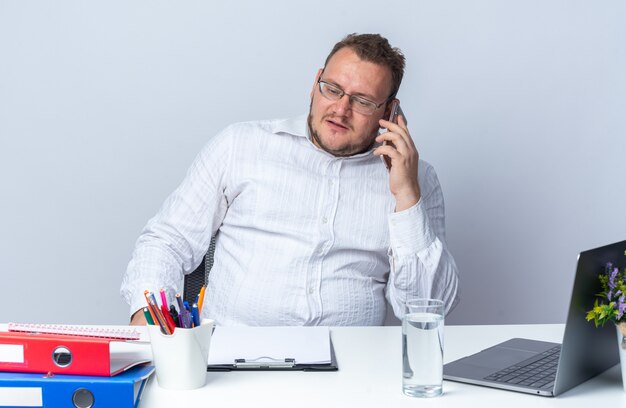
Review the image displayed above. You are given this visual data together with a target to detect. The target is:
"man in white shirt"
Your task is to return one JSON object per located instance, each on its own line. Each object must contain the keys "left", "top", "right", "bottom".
{"left": 121, "top": 33, "right": 459, "bottom": 326}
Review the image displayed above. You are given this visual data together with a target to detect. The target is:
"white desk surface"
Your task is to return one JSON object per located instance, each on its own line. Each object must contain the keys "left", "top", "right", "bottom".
{"left": 140, "top": 324, "right": 625, "bottom": 407}
{"left": 1, "top": 323, "right": 624, "bottom": 406}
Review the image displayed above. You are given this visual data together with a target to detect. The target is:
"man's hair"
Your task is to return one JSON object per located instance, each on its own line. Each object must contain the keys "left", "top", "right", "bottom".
{"left": 324, "top": 33, "right": 405, "bottom": 99}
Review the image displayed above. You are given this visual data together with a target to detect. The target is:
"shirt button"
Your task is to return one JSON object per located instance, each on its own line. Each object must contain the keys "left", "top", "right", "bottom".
{"left": 322, "top": 216, "right": 328, "bottom": 224}
{"left": 329, "top": 179, "right": 334, "bottom": 186}
{"left": 308, "top": 288, "right": 314, "bottom": 294}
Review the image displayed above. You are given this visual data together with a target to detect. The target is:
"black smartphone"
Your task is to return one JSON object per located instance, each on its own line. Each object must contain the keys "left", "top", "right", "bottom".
{"left": 388, "top": 99, "right": 401, "bottom": 124}
{"left": 382, "top": 100, "right": 401, "bottom": 170}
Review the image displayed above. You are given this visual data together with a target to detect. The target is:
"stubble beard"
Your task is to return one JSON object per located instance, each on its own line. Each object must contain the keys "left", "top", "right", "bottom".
{"left": 307, "top": 102, "right": 378, "bottom": 158}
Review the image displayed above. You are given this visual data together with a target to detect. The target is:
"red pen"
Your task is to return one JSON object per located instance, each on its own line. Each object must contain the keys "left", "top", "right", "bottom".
{"left": 161, "top": 303, "right": 177, "bottom": 333}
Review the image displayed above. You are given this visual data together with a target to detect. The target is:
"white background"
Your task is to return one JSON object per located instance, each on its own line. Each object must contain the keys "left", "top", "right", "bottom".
{"left": 1, "top": 0, "right": 624, "bottom": 325}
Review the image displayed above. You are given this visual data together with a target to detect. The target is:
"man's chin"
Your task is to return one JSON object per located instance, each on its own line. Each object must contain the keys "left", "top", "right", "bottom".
{"left": 314, "top": 137, "right": 363, "bottom": 157}
{"left": 308, "top": 116, "right": 373, "bottom": 157}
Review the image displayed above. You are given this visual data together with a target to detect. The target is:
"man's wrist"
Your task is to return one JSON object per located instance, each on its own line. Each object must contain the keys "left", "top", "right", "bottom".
{"left": 394, "top": 185, "right": 421, "bottom": 212}
{"left": 130, "top": 308, "right": 147, "bottom": 326}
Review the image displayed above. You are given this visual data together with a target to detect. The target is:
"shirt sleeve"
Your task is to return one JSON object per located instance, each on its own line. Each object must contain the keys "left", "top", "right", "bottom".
{"left": 384, "top": 163, "right": 460, "bottom": 319}
{"left": 120, "top": 126, "right": 233, "bottom": 318}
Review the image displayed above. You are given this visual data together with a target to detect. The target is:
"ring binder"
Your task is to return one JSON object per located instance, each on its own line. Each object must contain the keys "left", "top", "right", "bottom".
{"left": 0, "top": 331, "right": 151, "bottom": 376}
{"left": 0, "top": 364, "right": 155, "bottom": 408}
{"left": 234, "top": 357, "right": 296, "bottom": 369}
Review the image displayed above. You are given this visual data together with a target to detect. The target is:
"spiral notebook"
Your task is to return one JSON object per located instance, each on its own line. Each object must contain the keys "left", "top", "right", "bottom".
{"left": 7, "top": 323, "right": 142, "bottom": 340}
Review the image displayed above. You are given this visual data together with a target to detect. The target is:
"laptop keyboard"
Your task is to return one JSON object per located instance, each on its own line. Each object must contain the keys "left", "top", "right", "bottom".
{"left": 483, "top": 345, "right": 561, "bottom": 389}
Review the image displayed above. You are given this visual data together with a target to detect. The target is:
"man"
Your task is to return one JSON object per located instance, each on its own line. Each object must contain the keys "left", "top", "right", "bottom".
{"left": 121, "top": 33, "right": 459, "bottom": 326}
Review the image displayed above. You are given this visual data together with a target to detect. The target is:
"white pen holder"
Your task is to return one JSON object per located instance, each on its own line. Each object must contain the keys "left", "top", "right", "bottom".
{"left": 147, "top": 318, "right": 214, "bottom": 390}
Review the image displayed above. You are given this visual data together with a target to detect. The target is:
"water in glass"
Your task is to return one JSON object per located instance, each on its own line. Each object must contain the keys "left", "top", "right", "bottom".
{"left": 402, "top": 311, "right": 444, "bottom": 397}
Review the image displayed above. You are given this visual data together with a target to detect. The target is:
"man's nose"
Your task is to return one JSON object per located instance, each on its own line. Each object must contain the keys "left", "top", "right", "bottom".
{"left": 332, "top": 95, "right": 352, "bottom": 115}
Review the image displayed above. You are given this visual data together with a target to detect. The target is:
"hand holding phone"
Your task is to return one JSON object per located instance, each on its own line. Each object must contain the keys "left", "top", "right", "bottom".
{"left": 382, "top": 100, "right": 402, "bottom": 170}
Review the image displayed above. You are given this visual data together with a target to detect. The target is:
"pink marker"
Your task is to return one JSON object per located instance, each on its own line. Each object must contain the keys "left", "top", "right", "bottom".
{"left": 159, "top": 288, "right": 168, "bottom": 309}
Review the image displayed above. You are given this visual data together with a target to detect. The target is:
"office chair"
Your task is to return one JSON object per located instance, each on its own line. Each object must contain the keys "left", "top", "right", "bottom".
{"left": 183, "top": 236, "right": 216, "bottom": 303}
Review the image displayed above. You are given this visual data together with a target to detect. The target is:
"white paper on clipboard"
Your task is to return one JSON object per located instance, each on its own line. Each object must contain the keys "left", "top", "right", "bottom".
{"left": 207, "top": 326, "right": 331, "bottom": 365}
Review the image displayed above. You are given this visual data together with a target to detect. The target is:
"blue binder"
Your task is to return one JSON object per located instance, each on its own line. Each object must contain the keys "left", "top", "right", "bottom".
{"left": 0, "top": 364, "right": 154, "bottom": 408}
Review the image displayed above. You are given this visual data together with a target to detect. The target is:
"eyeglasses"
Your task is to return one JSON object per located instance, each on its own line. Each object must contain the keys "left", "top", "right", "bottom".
{"left": 317, "top": 77, "right": 390, "bottom": 115}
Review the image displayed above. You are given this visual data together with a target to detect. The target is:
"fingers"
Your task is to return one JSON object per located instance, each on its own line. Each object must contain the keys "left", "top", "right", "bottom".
{"left": 374, "top": 143, "right": 403, "bottom": 167}
{"left": 374, "top": 114, "right": 419, "bottom": 173}
{"left": 376, "top": 132, "right": 413, "bottom": 160}
{"left": 379, "top": 114, "right": 408, "bottom": 135}
{"left": 377, "top": 115, "right": 414, "bottom": 151}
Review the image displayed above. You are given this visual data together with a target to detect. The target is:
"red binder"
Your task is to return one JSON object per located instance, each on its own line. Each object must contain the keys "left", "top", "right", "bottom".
{"left": 0, "top": 331, "right": 151, "bottom": 376}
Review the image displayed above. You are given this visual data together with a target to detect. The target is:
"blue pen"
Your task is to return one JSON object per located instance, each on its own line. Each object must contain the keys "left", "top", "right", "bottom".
{"left": 175, "top": 294, "right": 185, "bottom": 312}
{"left": 191, "top": 303, "right": 200, "bottom": 327}
{"left": 184, "top": 300, "right": 193, "bottom": 327}
{"left": 175, "top": 294, "right": 188, "bottom": 328}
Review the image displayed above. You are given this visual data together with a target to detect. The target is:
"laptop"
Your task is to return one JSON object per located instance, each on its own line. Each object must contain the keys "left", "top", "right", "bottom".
{"left": 443, "top": 240, "right": 626, "bottom": 396}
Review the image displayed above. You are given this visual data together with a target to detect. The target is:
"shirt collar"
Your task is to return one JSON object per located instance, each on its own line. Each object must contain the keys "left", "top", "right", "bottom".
{"left": 270, "top": 114, "right": 309, "bottom": 138}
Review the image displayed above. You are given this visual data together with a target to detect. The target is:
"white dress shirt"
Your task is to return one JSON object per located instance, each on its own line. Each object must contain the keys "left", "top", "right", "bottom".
{"left": 121, "top": 115, "right": 459, "bottom": 326}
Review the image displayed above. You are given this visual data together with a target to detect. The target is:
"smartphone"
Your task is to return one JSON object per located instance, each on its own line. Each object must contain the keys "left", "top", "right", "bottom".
{"left": 381, "top": 100, "right": 402, "bottom": 170}
{"left": 388, "top": 100, "right": 401, "bottom": 124}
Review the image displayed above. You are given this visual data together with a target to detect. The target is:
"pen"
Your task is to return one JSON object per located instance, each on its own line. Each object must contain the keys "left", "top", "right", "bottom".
{"left": 161, "top": 303, "right": 177, "bottom": 333}
{"left": 175, "top": 293, "right": 185, "bottom": 314}
{"left": 143, "top": 291, "right": 158, "bottom": 325}
{"left": 182, "top": 301, "right": 192, "bottom": 327}
{"left": 175, "top": 294, "right": 190, "bottom": 328}
{"left": 191, "top": 303, "right": 200, "bottom": 327}
{"left": 148, "top": 291, "right": 172, "bottom": 335}
{"left": 142, "top": 307, "right": 155, "bottom": 325}
{"left": 169, "top": 304, "right": 179, "bottom": 327}
{"left": 197, "top": 285, "right": 206, "bottom": 316}
{"left": 159, "top": 288, "right": 169, "bottom": 309}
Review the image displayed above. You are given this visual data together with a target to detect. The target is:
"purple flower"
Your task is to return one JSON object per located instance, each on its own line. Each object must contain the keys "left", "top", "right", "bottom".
{"left": 618, "top": 295, "right": 626, "bottom": 320}
{"left": 609, "top": 267, "right": 619, "bottom": 289}
{"left": 607, "top": 267, "right": 620, "bottom": 300}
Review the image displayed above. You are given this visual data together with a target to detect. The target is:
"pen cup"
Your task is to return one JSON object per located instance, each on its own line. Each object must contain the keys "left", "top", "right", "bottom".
{"left": 402, "top": 299, "right": 444, "bottom": 398}
{"left": 147, "top": 318, "right": 214, "bottom": 390}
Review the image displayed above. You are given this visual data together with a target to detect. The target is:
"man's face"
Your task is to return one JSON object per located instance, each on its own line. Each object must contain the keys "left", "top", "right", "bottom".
{"left": 308, "top": 47, "right": 394, "bottom": 157}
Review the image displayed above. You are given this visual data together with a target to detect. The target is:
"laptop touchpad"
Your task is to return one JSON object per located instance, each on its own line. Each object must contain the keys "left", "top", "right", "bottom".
{"left": 462, "top": 346, "right": 536, "bottom": 370}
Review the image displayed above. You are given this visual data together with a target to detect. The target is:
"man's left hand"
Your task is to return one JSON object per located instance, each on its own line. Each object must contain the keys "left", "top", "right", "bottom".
{"left": 374, "top": 114, "right": 421, "bottom": 212}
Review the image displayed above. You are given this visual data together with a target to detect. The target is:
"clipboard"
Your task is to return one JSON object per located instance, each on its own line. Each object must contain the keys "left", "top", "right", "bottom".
{"left": 205, "top": 326, "right": 338, "bottom": 372}
{"left": 206, "top": 339, "right": 338, "bottom": 371}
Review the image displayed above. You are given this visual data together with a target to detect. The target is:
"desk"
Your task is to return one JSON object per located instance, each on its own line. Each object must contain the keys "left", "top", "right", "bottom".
{"left": 141, "top": 324, "right": 625, "bottom": 407}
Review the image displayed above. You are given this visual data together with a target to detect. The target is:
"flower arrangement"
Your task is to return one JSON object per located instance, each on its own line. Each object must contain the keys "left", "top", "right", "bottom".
{"left": 586, "top": 262, "right": 626, "bottom": 329}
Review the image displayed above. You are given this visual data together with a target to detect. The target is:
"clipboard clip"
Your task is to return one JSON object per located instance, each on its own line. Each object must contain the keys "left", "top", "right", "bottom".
{"left": 234, "top": 357, "right": 296, "bottom": 369}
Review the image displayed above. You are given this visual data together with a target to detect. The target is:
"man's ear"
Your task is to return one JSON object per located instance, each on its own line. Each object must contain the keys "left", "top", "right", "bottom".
{"left": 310, "top": 68, "right": 323, "bottom": 98}
{"left": 383, "top": 98, "right": 400, "bottom": 121}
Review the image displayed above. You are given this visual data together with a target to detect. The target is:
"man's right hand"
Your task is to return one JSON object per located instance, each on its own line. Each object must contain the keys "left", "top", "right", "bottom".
{"left": 130, "top": 308, "right": 148, "bottom": 326}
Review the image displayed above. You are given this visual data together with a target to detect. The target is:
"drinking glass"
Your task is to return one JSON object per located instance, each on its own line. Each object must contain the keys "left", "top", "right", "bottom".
{"left": 402, "top": 298, "right": 444, "bottom": 397}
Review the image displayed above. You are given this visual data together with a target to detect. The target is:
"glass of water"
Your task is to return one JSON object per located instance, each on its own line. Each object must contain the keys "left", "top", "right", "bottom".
{"left": 402, "top": 298, "right": 444, "bottom": 397}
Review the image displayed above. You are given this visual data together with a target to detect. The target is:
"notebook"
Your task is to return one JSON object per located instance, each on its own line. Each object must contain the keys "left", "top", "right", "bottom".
{"left": 7, "top": 323, "right": 141, "bottom": 340}
{"left": 443, "top": 240, "right": 626, "bottom": 396}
